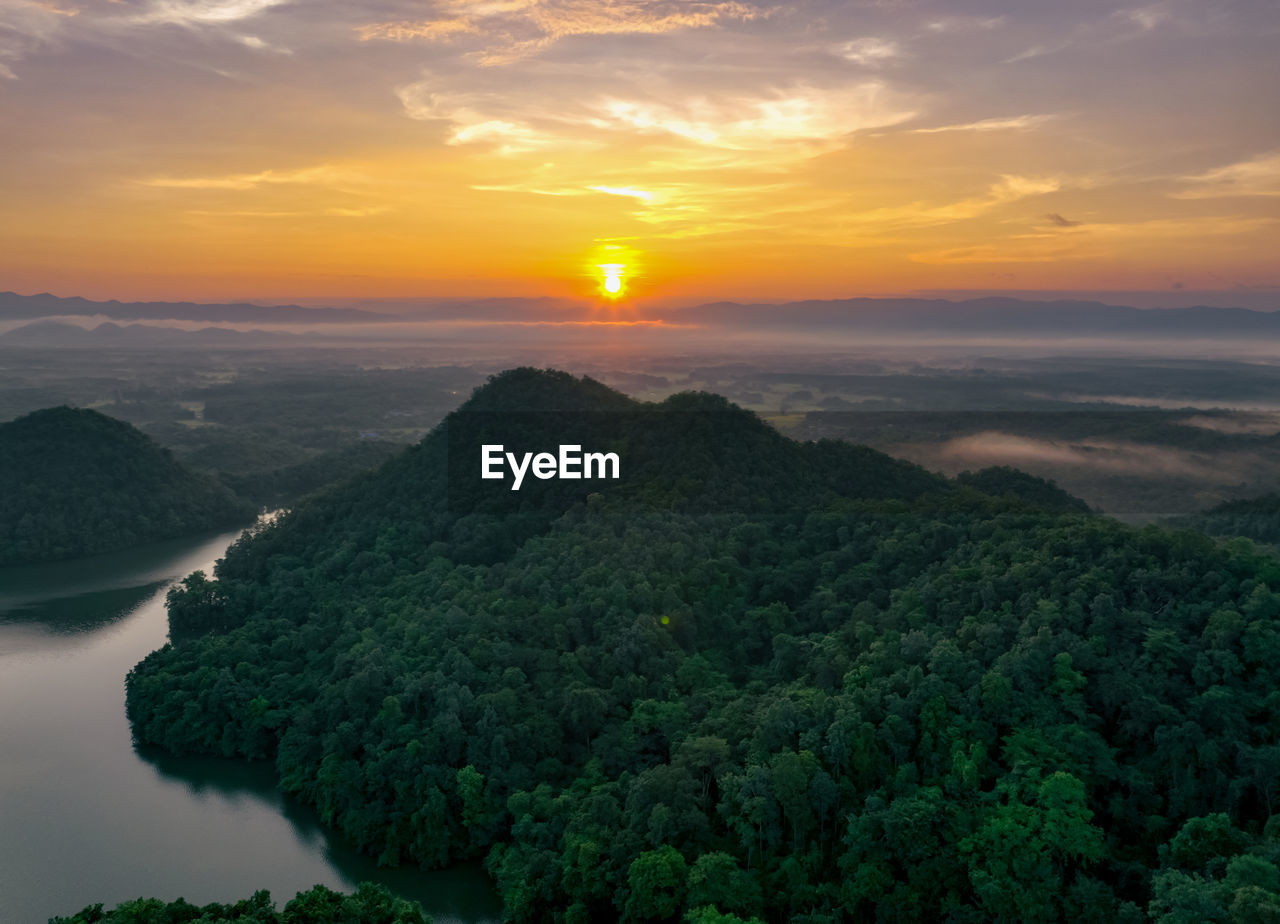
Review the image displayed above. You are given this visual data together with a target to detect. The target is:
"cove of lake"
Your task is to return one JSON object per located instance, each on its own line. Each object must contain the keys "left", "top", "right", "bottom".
{"left": 0, "top": 523, "right": 501, "bottom": 923}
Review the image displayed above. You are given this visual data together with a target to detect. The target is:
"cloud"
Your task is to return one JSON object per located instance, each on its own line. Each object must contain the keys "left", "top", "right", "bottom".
{"left": 184, "top": 205, "right": 391, "bottom": 218}
{"left": 1046, "top": 212, "right": 1081, "bottom": 227}
{"left": 355, "top": 17, "right": 476, "bottom": 42}
{"left": 837, "top": 37, "right": 899, "bottom": 66}
{"left": 394, "top": 89, "right": 571, "bottom": 154}
{"left": 910, "top": 241, "right": 1085, "bottom": 265}
{"left": 471, "top": 183, "right": 589, "bottom": 197}
{"left": 0, "top": 0, "right": 76, "bottom": 78}
{"left": 923, "top": 15, "right": 1004, "bottom": 34}
{"left": 1002, "top": 1, "right": 1206, "bottom": 65}
{"left": 472, "top": 174, "right": 798, "bottom": 238}
{"left": 1172, "top": 153, "right": 1280, "bottom": 199}
{"left": 1003, "top": 41, "right": 1071, "bottom": 65}
{"left": 912, "top": 213, "right": 1275, "bottom": 265}
{"left": 131, "top": 0, "right": 288, "bottom": 27}
{"left": 138, "top": 165, "right": 356, "bottom": 190}
{"left": 1119, "top": 3, "right": 1172, "bottom": 32}
{"left": 991, "top": 175, "right": 1061, "bottom": 200}
{"left": 1082, "top": 215, "right": 1279, "bottom": 239}
{"left": 590, "top": 185, "right": 655, "bottom": 202}
{"left": 359, "top": 0, "right": 765, "bottom": 65}
{"left": 836, "top": 174, "right": 1063, "bottom": 237}
{"left": 593, "top": 85, "right": 914, "bottom": 148}
{"left": 450, "top": 119, "right": 556, "bottom": 152}
{"left": 1, "top": 0, "right": 296, "bottom": 76}
{"left": 398, "top": 80, "right": 917, "bottom": 155}
{"left": 908, "top": 114, "right": 1053, "bottom": 134}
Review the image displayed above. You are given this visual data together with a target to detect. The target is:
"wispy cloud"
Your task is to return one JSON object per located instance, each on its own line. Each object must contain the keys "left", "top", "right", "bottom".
{"left": 471, "top": 174, "right": 798, "bottom": 238}
{"left": 911, "top": 240, "right": 1087, "bottom": 265}
{"left": 908, "top": 114, "right": 1053, "bottom": 134}
{"left": 1002, "top": 40, "right": 1071, "bottom": 65}
{"left": 130, "top": 0, "right": 288, "bottom": 27}
{"left": 137, "top": 165, "right": 358, "bottom": 190}
{"left": 355, "top": 17, "right": 477, "bottom": 42}
{"left": 1119, "top": 3, "right": 1172, "bottom": 33}
{"left": 923, "top": 15, "right": 1005, "bottom": 34}
{"left": 590, "top": 185, "right": 655, "bottom": 202}
{"left": 394, "top": 89, "right": 575, "bottom": 154}
{"left": 1172, "top": 153, "right": 1280, "bottom": 199}
{"left": 359, "top": 0, "right": 766, "bottom": 65}
{"left": 1079, "top": 215, "right": 1279, "bottom": 240}
{"left": 0, "top": 0, "right": 76, "bottom": 78}
{"left": 592, "top": 85, "right": 915, "bottom": 149}
{"left": 398, "top": 80, "right": 917, "bottom": 155}
{"left": 185, "top": 205, "right": 391, "bottom": 218}
{"left": 836, "top": 37, "right": 899, "bottom": 66}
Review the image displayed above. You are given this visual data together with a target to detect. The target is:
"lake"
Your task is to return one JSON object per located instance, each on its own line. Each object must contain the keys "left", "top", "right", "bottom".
{"left": 0, "top": 524, "right": 502, "bottom": 923}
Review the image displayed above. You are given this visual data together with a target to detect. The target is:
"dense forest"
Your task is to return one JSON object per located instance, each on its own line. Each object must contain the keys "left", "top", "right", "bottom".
{"left": 1176, "top": 495, "right": 1280, "bottom": 548}
{"left": 953, "top": 466, "right": 1093, "bottom": 515}
{"left": 216, "top": 440, "right": 404, "bottom": 508}
{"left": 0, "top": 406, "right": 254, "bottom": 565}
{"left": 50, "top": 882, "right": 426, "bottom": 923}
{"left": 125, "top": 370, "right": 1280, "bottom": 922}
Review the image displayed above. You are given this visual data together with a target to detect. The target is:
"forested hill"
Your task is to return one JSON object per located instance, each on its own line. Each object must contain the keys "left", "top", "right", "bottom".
{"left": 126, "top": 369, "right": 1280, "bottom": 922}
{"left": 1173, "top": 494, "right": 1280, "bottom": 547}
{"left": 0, "top": 406, "right": 254, "bottom": 564}
{"left": 956, "top": 466, "right": 1093, "bottom": 514}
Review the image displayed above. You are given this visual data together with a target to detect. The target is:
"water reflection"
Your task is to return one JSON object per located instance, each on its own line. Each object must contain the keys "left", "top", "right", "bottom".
{"left": 135, "top": 746, "right": 503, "bottom": 923}
{"left": 0, "top": 522, "right": 501, "bottom": 923}
{"left": 1, "top": 581, "right": 163, "bottom": 634}
{"left": 0, "top": 527, "right": 240, "bottom": 610}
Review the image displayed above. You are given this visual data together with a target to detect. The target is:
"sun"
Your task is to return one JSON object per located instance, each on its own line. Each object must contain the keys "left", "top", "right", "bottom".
{"left": 598, "top": 263, "right": 626, "bottom": 299}
{"left": 585, "top": 243, "right": 642, "bottom": 301}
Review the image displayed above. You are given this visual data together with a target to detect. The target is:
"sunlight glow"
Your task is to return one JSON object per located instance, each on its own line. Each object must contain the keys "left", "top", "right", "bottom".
{"left": 599, "top": 263, "right": 625, "bottom": 298}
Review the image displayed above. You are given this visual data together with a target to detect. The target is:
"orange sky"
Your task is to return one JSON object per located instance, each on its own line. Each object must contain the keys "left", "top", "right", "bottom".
{"left": 0, "top": 0, "right": 1276, "bottom": 304}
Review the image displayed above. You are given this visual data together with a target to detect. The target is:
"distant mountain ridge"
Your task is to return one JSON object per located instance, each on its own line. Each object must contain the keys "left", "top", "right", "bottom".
{"left": 0, "top": 291, "right": 383, "bottom": 324}
{"left": 0, "top": 320, "right": 297, "bottom": 347}
{"left": 3, "top": 290, "right": 1277, "bottom": 336}
{"left": 673, "top": 296, "right": 1280, "bottom": 335}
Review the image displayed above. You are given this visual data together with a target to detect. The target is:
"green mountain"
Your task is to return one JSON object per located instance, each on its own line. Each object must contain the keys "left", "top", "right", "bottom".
{"left": 0, "top": 406, "right": 255, "bottom": 565}
{"left": 125, "top": 370, "right": 1280, "bottom": 922}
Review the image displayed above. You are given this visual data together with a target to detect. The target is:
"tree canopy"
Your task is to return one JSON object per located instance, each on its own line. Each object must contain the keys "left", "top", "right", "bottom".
{"left": 0, "top": 406, "right": 254, "bottom": 564}
{"left": 50, "top": 882, "right": 427, "bottom": 924}
{"left": 124, "top": 369, "right": 1280, "bottom": 922}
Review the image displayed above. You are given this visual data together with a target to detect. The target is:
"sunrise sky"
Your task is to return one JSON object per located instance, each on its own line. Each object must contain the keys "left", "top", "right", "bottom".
{"left": 1, "top": 0, "right": 1276, "bottom": 304}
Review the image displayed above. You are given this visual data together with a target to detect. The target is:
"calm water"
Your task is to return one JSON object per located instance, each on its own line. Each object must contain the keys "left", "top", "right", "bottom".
{"left": 0, "top": 525, "right": 502, "bottom": 923}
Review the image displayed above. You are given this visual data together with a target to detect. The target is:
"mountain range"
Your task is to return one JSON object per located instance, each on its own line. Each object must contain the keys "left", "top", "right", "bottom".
{"left": 0, "top": 320, "right": 297, "bottom": 347}
{"left": 3, "top": 290, "right": 1278, "bottom": 338}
